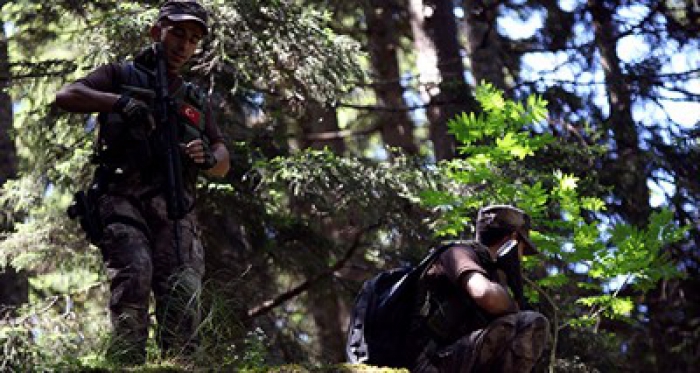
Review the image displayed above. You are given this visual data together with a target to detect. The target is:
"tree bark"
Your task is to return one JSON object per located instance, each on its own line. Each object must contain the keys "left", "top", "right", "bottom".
{"left": 462, "top": 0, "right": 507, "bottom": 91}
{"left": 589, "top": 2, "right": 674, "bottom": 372}
{"left": 409, "top": 0, "right": 477, "bottom": 161}
{"left": 297, "top": 103, "right": 347, "bottom": 361}
{"left": 0, "top": 17, "right": 29, "bottom": 317}
{"left": 364, "top": 0, "right": 418, "bottom": 155}
{"left": 307, "top": 259, "right": 346, "bottom": 363}
{"left": 298, "top": 101, "right": 346, "bottom": 154}
{"left": 589, "top": 0, "right": 650, "bottom": 227}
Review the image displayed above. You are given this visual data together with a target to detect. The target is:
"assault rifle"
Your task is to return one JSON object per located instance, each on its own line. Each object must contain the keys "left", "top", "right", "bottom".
{"left": 153, "top": 42, "right": 186, "bottom": 266}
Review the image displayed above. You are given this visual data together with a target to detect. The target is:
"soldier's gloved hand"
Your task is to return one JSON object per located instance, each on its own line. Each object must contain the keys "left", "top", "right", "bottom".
{"left": 184, "top": 139, "right": 217, "bottom": 170}
{"left": 113, "top": 95, "right": 153, "bottom": 128}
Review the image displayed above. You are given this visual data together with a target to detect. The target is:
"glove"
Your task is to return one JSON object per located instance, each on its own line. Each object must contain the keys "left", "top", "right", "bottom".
{"left": 113, "top": 95, "right": 153, "bottom": 129}
{"left": 199, "top": 141, "right": 217, "bottom": 170}
{"left": 184, "top": 139, "right": 217, "bottom": 170}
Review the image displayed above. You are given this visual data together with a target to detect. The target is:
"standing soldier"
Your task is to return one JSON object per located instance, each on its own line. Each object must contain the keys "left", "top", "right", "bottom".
{"left": 55, "top": 0, "right": 230, "bottom": 365}
{"left": 411, "top": 205, "right": 550, "bottom": 372}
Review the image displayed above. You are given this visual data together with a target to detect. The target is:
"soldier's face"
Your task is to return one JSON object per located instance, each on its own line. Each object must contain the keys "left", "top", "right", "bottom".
{"left": 153, "top": 21, "right": 204, "bottom": 72}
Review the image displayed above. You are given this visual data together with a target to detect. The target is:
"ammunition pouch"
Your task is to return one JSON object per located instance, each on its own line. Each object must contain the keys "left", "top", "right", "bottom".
{"left": 95, "top": 110, "right": 155, "bottom": 176}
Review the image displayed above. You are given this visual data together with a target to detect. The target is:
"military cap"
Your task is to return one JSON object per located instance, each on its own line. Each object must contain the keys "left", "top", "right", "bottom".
{"left": 476, "top": 205, "right": 538, "bottom": 255}
{"left": 158, "top": 0, "right": 209, "bottom": 35}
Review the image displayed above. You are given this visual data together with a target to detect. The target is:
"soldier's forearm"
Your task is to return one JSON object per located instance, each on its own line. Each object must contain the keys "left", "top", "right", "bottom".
{"left": 55, "top": 83, "right": 119, "bottom": 113}
{"left": 465, "top": 272, "right": 519, "bottom": 316}
{"left": 488, "top": 282, "right": 519, "bottom": 314}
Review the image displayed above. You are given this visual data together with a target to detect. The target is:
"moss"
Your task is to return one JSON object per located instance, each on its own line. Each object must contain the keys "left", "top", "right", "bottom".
{"left": 66, "top": 362, "right": 409, "bottom": 373}
{"left": 261, "top": 364, "right": 409, "bottom": 373}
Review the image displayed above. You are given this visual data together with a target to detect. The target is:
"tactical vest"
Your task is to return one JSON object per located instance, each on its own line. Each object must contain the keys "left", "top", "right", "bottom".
{"left": 95, "top": 61, "right": 209, "bottom": 193}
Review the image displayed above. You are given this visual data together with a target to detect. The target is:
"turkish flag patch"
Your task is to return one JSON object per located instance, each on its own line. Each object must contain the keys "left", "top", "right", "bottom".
{"left": 179, "top": 103, "right": 202, "bottom": 129}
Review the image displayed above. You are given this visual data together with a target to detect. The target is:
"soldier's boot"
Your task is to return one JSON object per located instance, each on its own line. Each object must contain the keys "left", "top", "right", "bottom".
{"left": 105, "top": 305, "right": 149, "bottom": 366}
{"left": 155, "top": 268, "right": 202, "bottom": 362}
{"left": 105, "top": 338, "right": 146, "bottom": 366}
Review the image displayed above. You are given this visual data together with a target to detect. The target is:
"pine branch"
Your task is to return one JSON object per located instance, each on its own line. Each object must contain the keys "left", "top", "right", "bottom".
{"left": 301, "top": 123, "right": 380, "bottom": 141}
{"left": 246, "top": 222, "right": 381, "bottom": 319}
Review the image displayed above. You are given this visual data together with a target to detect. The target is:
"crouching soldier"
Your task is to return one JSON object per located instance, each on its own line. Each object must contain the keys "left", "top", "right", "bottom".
{"left": 411, "top": 205, "right": 550, "bottom": 372}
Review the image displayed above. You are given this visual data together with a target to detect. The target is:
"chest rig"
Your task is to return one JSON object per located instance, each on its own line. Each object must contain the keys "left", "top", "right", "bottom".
{"left": 94, "top": 61, "right": 209, "bottom": 188}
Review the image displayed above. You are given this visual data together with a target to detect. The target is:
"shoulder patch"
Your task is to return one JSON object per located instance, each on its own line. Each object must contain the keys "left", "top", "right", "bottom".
{"left": 180, "top": 103, "right": 202, "bottom": 129}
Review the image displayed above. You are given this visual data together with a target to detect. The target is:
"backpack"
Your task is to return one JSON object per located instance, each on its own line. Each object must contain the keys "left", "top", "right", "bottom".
{"left": 345, "top": 242, "right": 462, "bottom": 368}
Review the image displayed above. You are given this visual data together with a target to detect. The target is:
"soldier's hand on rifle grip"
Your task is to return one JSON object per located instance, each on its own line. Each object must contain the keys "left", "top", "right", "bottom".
{"left": 184, "top": 138, "right": 217, "bottom": 170}
{"left": 113, "top": 95, "right": 155, "bottom": 131}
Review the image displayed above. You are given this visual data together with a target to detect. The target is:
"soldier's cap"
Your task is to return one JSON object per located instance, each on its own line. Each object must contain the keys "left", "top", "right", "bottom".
{"left": 476, "top": 205, "right": 538, "bottom": 255}
{"left": 158, "top": 0, "right": 209, "bottom": 35}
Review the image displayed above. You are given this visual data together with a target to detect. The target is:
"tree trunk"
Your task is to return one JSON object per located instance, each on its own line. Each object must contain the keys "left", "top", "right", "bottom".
{"left": 298, "top": 101, "right": 346, "bottom": 154}
{"left": 589, "top": 0, "right": 650, "bottom": 226}
{"left": 297, "top": 103, "right": 347, "bottom": 361}
{"left": 307, "top": 248, "right": 346, "bottom": 363}
{"left": 0, "top": 14, "right": 17, "bottom": 181}
{"left": 364, "top": 0, "right": 418, "bottom": 155}
{"left": 409, "top": 0, "right": 477, "bottom": 160}
{"left": 462, "top": 0, "right": 507, "bottom": 90}
{"left": 0, "top": 17, "right": 29, "bottom": 317}
{"left": 589, "top": 2, "right": 672, "bottom": 372}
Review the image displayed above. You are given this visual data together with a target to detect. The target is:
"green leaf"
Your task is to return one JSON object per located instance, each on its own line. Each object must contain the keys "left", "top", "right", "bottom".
{"left": 557, "top": 172, "right": 579, "bottom": 191}
{"left": 580, "top": 197, "right": 606, "bottom": 212}
{"left": 538, "top": 273, "right": 568, "bottom": 289}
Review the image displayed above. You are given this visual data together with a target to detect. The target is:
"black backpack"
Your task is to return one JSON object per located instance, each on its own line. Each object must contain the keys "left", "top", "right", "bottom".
{"left": 345, "top": 242, "right": 461, "bottom": 368}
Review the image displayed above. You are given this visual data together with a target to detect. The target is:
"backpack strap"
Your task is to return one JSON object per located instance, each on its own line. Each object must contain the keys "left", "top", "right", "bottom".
{"left": 414, "top": 240, "right": 469, "bottom": 278}
{"left": 383, "top": 241, "right": 464, "bottom": 306}
{"left": 183, "top": 81, "right": 207, "bottom": 109}
{"left": 120, "top": 61, "right": 153, "bottom": 90}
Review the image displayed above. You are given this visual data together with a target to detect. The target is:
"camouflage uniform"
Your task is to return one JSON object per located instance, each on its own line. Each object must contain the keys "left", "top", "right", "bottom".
{"left": 69, "top": 5, "right": 220, "bottom": 364}
{"left": 98, "top": 181, "right": 205, "bottom": 363}
{"left": 59, "top": 0, "right": 219, "bottom": 365}
{"left": 89, "top": 68, "right": 218, "bottom": 363}
{"left": 413, "top": 311, "right": 549, "bottom": 372}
